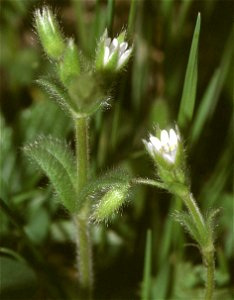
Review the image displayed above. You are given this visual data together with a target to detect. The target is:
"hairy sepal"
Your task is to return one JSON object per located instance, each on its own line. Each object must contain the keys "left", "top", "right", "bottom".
{"left": 78, "top": 169, "right": 131, "bottom": 222}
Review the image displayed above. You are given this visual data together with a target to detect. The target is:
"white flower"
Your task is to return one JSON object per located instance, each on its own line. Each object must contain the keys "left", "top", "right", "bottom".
{"left": 103, "top": 35, "right": 132, "bottom": 70}
{"left": 144, "top": 128, "right": 180, "bottom": 164}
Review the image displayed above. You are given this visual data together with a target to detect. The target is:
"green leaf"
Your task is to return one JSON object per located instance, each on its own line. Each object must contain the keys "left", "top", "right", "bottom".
{"left": 19, "top": 100, "right": 71, "bottom": 142}
{"left": 141, "top": 229, "right": 152, "bottom": 300}
{"left": 177, "top": 13, "right": 201, "bottom": 128}
{"left": 151, "top": 263, "right": 170, "bottom": 300}
{"left": 190, "top": 26, "right": 234, "bottom": 144}
{"left": 36, "top": 77, "right": 77, "bottom": 116}
{"left": 0, "top": 257, "right": 37, "bottom": 300}
{"left": 173, "top": 210, "right": 204, "bottom": 247}
{"left": 206, "top": 208, "right": 220, "bottom": 241}
{"left": 23, "top": 136, "right": 77, "bottom": 212}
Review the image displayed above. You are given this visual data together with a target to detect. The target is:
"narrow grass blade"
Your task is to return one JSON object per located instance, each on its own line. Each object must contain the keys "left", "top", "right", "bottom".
{"left": 141, "top": 229, "right": 152, "bottom": 300}
{"left": 177, "top": 13, "right": 201, "bottom": 128}
{"left": 71, "top": 0, "right": 88, "bottom": 54}
{"left": 190, "top": 26, "right": 234, "bottom": 144}
{"left": 127, "top": 0, "right": 138, "bottom": 35}
{"left": 107, "top": 0, "right": 115, "bottom": 34}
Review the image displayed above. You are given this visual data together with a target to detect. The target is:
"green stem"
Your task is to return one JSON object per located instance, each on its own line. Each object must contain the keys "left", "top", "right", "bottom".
{"left": 182, "top": 192, "right": 215, "bottom": 299}
{"left": 132, "top": 178, "right": 165, "bottom": 189}
{"left": 74, "top": 117, "right": 93, "bottom": 297}
{"left": 204, "top": 250, "right": 215, "bottom": 300}
{"left": 75, "top": 117, "right": 89, "bottom": 191}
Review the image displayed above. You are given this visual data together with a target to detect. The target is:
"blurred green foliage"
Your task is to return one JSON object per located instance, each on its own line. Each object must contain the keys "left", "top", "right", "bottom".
{"left": 0, "top": 0, "right": 233, "bottom": 299}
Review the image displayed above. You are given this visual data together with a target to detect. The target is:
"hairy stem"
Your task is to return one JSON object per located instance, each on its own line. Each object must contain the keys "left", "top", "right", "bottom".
{"left": 74, "top": 117, "right": 93, "bottom": 297}
{"left": 204, "top": 249, "right": 215, "bottom": 300}
{"left": 182, "top": 191, "right": 215, "bottom": 299}
{"left": 132, "top": 178, "right": 165, "bottom": 189}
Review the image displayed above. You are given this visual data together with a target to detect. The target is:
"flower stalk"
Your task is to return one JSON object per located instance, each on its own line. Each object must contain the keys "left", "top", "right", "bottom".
{"left": 143, "top": 126, "right": 216, "bottom": 299}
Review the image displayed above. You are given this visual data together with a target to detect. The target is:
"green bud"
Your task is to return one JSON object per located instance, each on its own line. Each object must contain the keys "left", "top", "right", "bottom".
{"left": 91, "top": 185, "right": 129, "bottom": 223}
{"left": 34, "top": 7, "right": 65, "bottom": 59}
{"left": 58, "top": 39, "right": 80, "bottom": 86}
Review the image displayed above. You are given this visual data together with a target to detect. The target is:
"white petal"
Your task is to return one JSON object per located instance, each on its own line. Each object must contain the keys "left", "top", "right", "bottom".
{"left": 147, "top": 143, "right": 154, "bottom": 156}
{"left": 105, "top": 37, "right": 111, "bottom": 47}
{"left": 162, "top": 153, "right": 175, "bottom": 164}
{"left": 103, "top": 46, "right": 110, "bottom": 65}
{"left": 160, "top": 130, "right": 169, "bottom": 146}
{"left": 119, "top": 42, "right": 128, "bottom": 55}
{"left": 110, "top": 38, "right": 118, "bottom": 53}
{"left": 149, "top": 135, "right": 161, "bottom": 151}
{"left": 117, "top": 48, "right": 131, "bottom": 69}
{"left": 169, "top": 129, "right": 178, "bottom": 147}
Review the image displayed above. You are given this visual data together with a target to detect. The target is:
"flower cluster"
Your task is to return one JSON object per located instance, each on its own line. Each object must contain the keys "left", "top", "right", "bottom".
{"left": 96, "top": 30, "right": 132, "bottom": 71}
{"left": 144, "top": 128, "right": 180, "bottom": 165}
{"left": 104, "top": 37, "right": 132, "bottom": 69}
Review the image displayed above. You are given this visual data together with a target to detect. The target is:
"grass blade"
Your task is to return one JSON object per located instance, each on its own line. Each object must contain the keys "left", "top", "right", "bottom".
{"left": 127, "top": 0, "right": 138, "bottom": 35}
{"left": 107, "top": 0, "right": 115, "bottom": 34}
{"left": 190, "top": 26, "right": 234, "bottom": 144}
{"left": 141, "top": 229, "right": 152, "bottom": 300}
{"left": 177, "top": 13, "right": 201, "bottom": 129}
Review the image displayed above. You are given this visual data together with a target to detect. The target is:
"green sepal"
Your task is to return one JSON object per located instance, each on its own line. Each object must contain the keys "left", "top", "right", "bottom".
{"left": 104, "top": 48, "right": 119, "bottom": 71}
{"left": 77, "top": 169, "right": 131, "bottom": 215}
{"left": 23, "top": 136, "right": 77, "bottom": 212}
{"left": 34, "top": 7, "right": 65, "bottom": 59}
{"left": 117, "top": 30, "right": 126, "bottom": 44}
{"left": 58, "top": 38, "right": 80, "bottom": 86}
{"left": 95, "top": 29, "right": 107, "bottom": 70}
{"left": 91, "top": 183, "right": 129, "bottom": 223}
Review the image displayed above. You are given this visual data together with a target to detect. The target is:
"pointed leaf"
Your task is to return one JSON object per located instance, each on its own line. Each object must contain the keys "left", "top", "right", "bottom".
{"left": 23, "top": 136, "right": 77, "bottom": 212}
{"left": 177, "top": 13, "right": 201, "bottom": 128}
{"left": 206, "top": 208, "right": 220, "bottom": 241}
{"left": 173, "top": 211, "right": 204, "bottom": 247}
{"left": 36, "top": 77, "right": 77, "bottom": 115}
{"left": 141, "top": 229, "right": 152, "bottom": 300}
{"left": 190, "top": 26, "right": 234, "bottom": 143}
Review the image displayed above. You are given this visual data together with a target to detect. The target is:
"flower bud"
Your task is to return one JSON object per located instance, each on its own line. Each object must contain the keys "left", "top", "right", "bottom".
{"left": 34, "top": 7, "right": 65, "bottom": 59}
{"left": 91, "top": 185, "right": 129, "bottom": 223}
{"left": 95, "top": 29, "right": 132, "bottom": 72}
{"left": 143, "top": 127, "right": 181, "bottom": 167}
{"left": 58, "top": 39, "right": 80, "bottom": 86}
{"left": 143, "top": 126, "right": 187, "bottom": 186}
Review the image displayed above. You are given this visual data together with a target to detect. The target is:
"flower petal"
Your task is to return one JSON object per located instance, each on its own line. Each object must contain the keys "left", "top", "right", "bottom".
{"left": 169, "top": 129, "right": 178, "bottom": 148}
{"left": 150, "top": 135, "right": 161, "bottom": 151}
{"left": 103, "top": 46, "right": 110, "bottom": 65}
{"left": 161, "top": 130, "right": 169, "bottom": 146}
{"left": 117, "top": 48, "right": 132, "bottom": 69}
